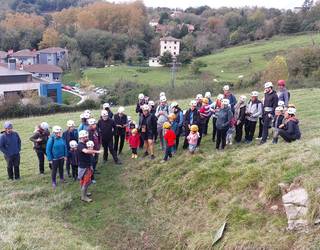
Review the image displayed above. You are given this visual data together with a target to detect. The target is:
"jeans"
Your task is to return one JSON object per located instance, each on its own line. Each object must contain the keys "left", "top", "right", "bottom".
{"left": 183, "top": 127, "right": 190, "bottom": 149}
{"left": 164, "top": 146, "right": 173, "bottom": 161}
{"left": 4, "top": 154, "right": 20, "bottom": 180}
{"left": 102, "top": 139, "right": 119, "bottom": 163}
{"left": 36, "top": 151, "right": 45, "bottom": 174}
{"left": 216, "top": 128, "right": 228, "bottom": 149}
{"left": 245, "top": 120, "right": 257, "bottom": 142}
{"left": 114, "top": 133, "right": 125, "bottom": 155}
{"left": 52, "top": 158, "right": 64, "bottom": 184}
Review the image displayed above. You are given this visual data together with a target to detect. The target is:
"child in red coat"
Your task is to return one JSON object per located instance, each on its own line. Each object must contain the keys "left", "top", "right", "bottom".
{"left": 161, "top": 122, "right": 176, "bottom": 163}
{"left": 128, "top": 128, "right": 140, "bottom": 159}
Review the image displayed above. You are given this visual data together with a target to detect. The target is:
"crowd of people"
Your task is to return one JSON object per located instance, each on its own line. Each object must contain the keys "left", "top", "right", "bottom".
{"left": 0, "top": 79, "right": 301, "bottom": 202}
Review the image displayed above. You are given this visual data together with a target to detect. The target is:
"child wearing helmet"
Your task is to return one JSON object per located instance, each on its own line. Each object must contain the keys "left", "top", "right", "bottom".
{"left": 128, "top": 128, "right": 140, "bottom": 159}
{"left": 68, "top": 140, "right": 79, "bottom": 181}
{"left": 272, "top": 106, "right": 285, "bottom": 144}
{"left": 63, "top": 120, "right": 78, "bottom": 178}
{"left": 161, "top": 122, "right": 176, "bottom": 163}
{"left": 187, "top": 125, "right": 200, "bottom": 154}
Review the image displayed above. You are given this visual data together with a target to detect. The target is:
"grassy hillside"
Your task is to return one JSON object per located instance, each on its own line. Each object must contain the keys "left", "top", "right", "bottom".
{"left": 1, "top": 88, "right": 320, "bottom": 249}
{"left": 63, "top": 34, "right": 320, "bottom": 88}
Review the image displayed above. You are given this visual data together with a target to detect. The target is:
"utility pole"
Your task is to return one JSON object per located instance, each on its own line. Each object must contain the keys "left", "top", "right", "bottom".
{"left": 171, "top": 57, "right": 176, "bottom": 89}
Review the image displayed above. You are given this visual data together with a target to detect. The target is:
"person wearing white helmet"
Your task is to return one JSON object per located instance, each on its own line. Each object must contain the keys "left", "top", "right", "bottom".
{"left": 155, "top": 95, "right": 170, "bottom": 150}
{"left": 77, "top": 130, "right": 102, "bottom": 202}
{"left": 148, "top": 100, "right": 156, "bottom": 115}
{"left": 271, "top": 106, "right": 285, "bottom": 144}
{"left": 97, "top": 109, "right": 122, "bottom": 165}
{"left": 215, "top": 99, "right": 233, "bottom": 150}
{"left": 234, "top": 95, "right": 247, "bottom": 143}
{"left": 278, "top": 107, "right": 301, "bottom": 142}
{"left": 183, "top": 100, "right": 200, "bottom": 149}
{"left": 46, "top": 125, "right": 67, "bottom": 189}
{"left": 136, "top": 93, "right": 149, "bottom": 115}
{"left": 62, "top": 120, "right": 78, "bottom": 178}
{"left": 114, "top": 107, "right": 128, "bottom": 155}
{"left": 223, "top": 85, "right": 237, "bottom": 114}
{"left": 68, "top": 140, "right": 79, "bottom": 181}
{"left": 170, "top": 102, "right": 184, "bottom": 151}
{"left": 30, "top": 121, "right": 51, "bottom": 174}
{"left": 139, "top": 103, "right": 157, "bottom": 159}
{"left": 87, "top": 118, "right": 101, "bottom": 178}
{"left": 159, "top": 92, "right": 166, "bottom": 98}
{"left": 78, "top": 112, "right": 90, "bottom": 132}
{"left": 261, "top": 81, "right": 279, "bottom": 144}
{"left": 244, "top": 91, "right": 263, "bottom": 143}
{"left": 102, "top": 103, "right": 113, "bottom": 119}
{"left": 195, "top": 94, "right": 203, "bottom": 109}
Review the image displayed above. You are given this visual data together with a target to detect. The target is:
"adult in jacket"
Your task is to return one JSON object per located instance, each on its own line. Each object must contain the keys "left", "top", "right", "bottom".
{"left": 278, "top": 107, "right": 301, "bottom": 142}
{"left": 62, "top": 120, "right": 78, "bottom": 177}
{"left": 215, "top": 99, "right": 233, "bottom": 150}
{"left": 114, "top": 107, "right": 128, "bottom": 155}
{"left": 183, "top": 100, "right": 200, "bottom": 149}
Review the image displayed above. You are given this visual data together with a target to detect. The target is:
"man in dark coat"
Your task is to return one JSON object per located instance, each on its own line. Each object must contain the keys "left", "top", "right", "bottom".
{"left": 183, "top": 100, "right": 200, "bottom": 149}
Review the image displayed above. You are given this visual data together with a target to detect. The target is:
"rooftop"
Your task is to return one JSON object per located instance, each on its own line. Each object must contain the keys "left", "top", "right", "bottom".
{"left": 160, "top": 36, "right": 181, "bottom": 42}
{"left": 38, "top": 47, "right": 67, "bottom": 53}
{"left": 12, "top": 49, "right": 37, "bottom": 58}
{"left": 23, "top": 64, "right": 63, "bottom": 73}
{"left": 0, "top": 65, "right": 32, "bottom": 77}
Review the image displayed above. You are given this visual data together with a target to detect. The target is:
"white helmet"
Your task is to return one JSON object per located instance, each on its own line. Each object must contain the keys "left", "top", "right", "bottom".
{"left": 251, "top": 91, "right": 259, "bottom": 97}
{"left": 52, "top": 126, "right": 62, "bottom": 133}
{"left": 223, "top": 85, "right": 230, "bottom": 91}
{"left": 275, "top": 106, "right": 284, "bottom": 112}
{"left": 222, "top": 99, "right": 230, "bottom": 105}
{"left": 138, "top": 93, "right": 144, "bottom": 100}
{"left": 196, "top": 94, "right": 203, "bottom": 100}
{"left": 84, "top": 109, "right": 91, "bottom": 115}
{"left": 101, "top": 110, "right": 108, "bottom": 117}
{"left": 80, "top": 113, "right": 85, "bottom": 119}
{"left": 278, "top": 100, "right": 285, "bottom": 106}
{"left": 217, "top": 94, "right": 224, "bottom": 100}
{"left": 127, "top": 116, "right": 132, "bottom": 122}
{"left": 170, "top": 101, "right": 178, "bottom": 108}
{"left": 205, "top": 92, "right": 211, "bottom": 98}
{"left": 190, "top": 100, "right": 197, "bottom": 106}
{"left": 79, "top": 130, "right": 88, "bottom": 138}
{"left": 83, "top": 112, "right": 90, "bottom": 119}
{"left": 86, "top": 140, "right": 94, "bottom": 148}
{"left": 264, "top": 82, "right": 273, "bottom": 89}
{"left": 103, "top": 103, "right": 110, "bottom": 109}
{"left": 69, "top": 140, "right": 78, "bottom": 148}
{"left": 142, "top": 104, "right": 150, "bottom": 111}
{"left": 159, "top": 92, "right": 166, "bottom": 97}
{"left": 118, "top": 106, "right": 125, "bottom": 113}
{"left": 239, "top": 95, "right": 247, "bottom": 102}
{"left": 160, "top": 96, "right": 167, "bottom": 102}
{"left": 88, "top": 118, "right": 96, "bottom": 125}
{"left": 148, "top": 100, "right": 155, "bottom": 106}
{"left": 40, "top": 122, "right": 49, "bottom": 130}
{"left": 67, "top": 120, "right": 75, "bottom": 127}
{"left": 287, "top": 107, "right": 296, "bottom": 115}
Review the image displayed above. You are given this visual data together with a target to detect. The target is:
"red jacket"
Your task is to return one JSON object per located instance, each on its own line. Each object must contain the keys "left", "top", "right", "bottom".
{"left": 128, "top": 134, "right": 140, "bottom": 149}
{"left": 164, "top": 129, "right": 176, "bottom": 147}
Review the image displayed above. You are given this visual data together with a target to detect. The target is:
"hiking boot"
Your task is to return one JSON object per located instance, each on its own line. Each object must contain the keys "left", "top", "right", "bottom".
{"left": 115, "top": 161, "right": 122, "bottom": 165}
{"left": 150, "top": 155, "right": 155, "bottom": 160}
{"left": 143, "top": 151, "right": 149, "bottom": 157}
{"left": 81, "top": 196, "right": 92, "bottom": 203}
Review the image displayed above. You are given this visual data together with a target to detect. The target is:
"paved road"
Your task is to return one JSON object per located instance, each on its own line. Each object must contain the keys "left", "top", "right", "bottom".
{"left": 62, "top": 89, "right": 87, "bottom": 105}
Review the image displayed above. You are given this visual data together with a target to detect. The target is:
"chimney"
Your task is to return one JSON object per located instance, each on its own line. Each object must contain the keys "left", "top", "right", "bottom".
{"left": 8, "top": 58, "right": 16, "bottom": 70}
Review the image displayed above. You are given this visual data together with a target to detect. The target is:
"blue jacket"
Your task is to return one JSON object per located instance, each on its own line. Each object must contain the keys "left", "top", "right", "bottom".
{"left": 225, "top": 94, "right": 237, "bottom": 113}
{"left": 63, "top": 129, "right": 78, "bottom": 151}
{"left": 78, "top": 123, "right": 88, "bottom": 132}
{"left": 0, "top": 131, "right": 21, "bottom": 157}
{"left": 216, "top": 107, "right": 233, "bottom": 130}
{"left": 46, "top": 135, "right": 67, "bottom": 161}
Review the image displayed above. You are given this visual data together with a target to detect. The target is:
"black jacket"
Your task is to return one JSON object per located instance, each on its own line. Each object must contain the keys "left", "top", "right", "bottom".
{"left": 264, "top": 90, "right": 278, "bottom": 114}
{"left": 97, "top": 118, "right": 116, "bottom": 142}
{"left": 184, "top": 108, "right": 200, "bottom": 129}
{"left": 138, "top": 113, "right": 157, "bottom": 135}
{"left": 30, "top": 129, "right": 50, "bottom": 152}
{"left": 114, "top": 113, "right": 128, "bottom": 135}
{"left": 282, "top": 118, "right": 301, "bottom": 139}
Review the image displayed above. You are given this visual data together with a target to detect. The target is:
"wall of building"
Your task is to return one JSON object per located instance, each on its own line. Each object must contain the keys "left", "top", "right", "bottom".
{"left": 160, "top": 40, "right": 180, "bottom": 56}
{"left": 39, "top": 83, "right": 62, "bottom": 104}
{"left": 0, "top": 82, "right": 40, "bottom": 96}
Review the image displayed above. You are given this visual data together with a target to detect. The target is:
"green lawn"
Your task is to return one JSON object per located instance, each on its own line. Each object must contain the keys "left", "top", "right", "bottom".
{"left": 1, "top": 89, "right": 320, "bottom": 249}
{"left": 62, "top": 91, "right": 81, "bottom": 105}
{"left": 63, "top": 33, "right": 320, "bottom": 89}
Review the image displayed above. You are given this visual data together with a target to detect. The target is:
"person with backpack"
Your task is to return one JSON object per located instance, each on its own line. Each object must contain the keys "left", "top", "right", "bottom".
{"left": 155, "top": 95, "right": 169, "bottom": 150}
{"left": 234, "top": 95, "right": 247, "bottom": 143}
{"left": 277, "top": 80, "right": 290, "bottom": 107}
{"left": 278, "top": 107, "right": 301, "bottom": 142}
{"left": 30, "top": 122, "right": 51, "bottom": 174}
{"left": 244, "top": 91, "right": 263, "bottom": 143}
{"left": 114, "top": 107, "right": 128, "bottom": 155}
{"left": 183, "top": 100, "right": 200, "bottom": 149}
{"left": 223, "top": 85, "right": 237, "bottom": 114}
{"left": 62, "top": 120, "right": 78, "bottom": 178}
{"left": 261, "top": 82, "right": 279, "bottom": 144}
{"left": 0, "top": 121, "right": 21, "bottom": 180}
{"left": 215, "top": 99, "right": 233, "bottom": 150}
{"left": 46, "top": 126, "right": 67, "bottom": 189}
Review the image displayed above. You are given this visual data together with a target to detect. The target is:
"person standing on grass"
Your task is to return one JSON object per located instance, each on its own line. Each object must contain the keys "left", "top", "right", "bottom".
{"left": 199, "top": 98, "right": 212, "bottom": 141}
{"left": 277, "top": 80, "right": 290, "bottom": 107}
{"left": 114, "top": 107, "right": 128, "bottom": 155}
{"left": 183, "top": 100, "right": 200, "bottom": 149}
{"left": 46, "top": 126, "right": 67, "bottom": 189}
{"left": 161, "top": 122, "right": 176, "bottom": 163}
{"left": 97, "top": 110, "right": 122, "bottom": 165}
{"left": 171, "top": 102, "right": 184, "bottom": 151}
{"left": 223, "top": 85, "right": 237, "bottom": 114}
{"left": 234, "top": 95, "right": 247, "bottom": 143}
{"left": 87, "top": 118, "right": 101, "bottom": 181}
{"left": 278, "top": 107, "right": 301, "bottom": 143}
{"left": 203, "top": 92, "right": 213, "bottom": 135}
{"left": 215, "top": 99, "right": 233, "bottom": 150}
{"left": 68, "top": 140, "right": 79, "bottom": 181}
{"left": 244, "top": 91, "right": 263, "bottom": 143}
{"left": 139, "top": 104, "right": 156, "bottom": 160}
{"left": 195, "top": 94, "right": 203, "bottom": 110}
{"left": 261, "top": 82, "right": 278, "bottom": 145}
{"left": 128, "top": 128, "right": 140, "bottom": 159}
{"left": 78, "top": 112, "right": 90, "bottom": 132}
{"left": 77, "top": 130, "right": 102, "bottom": 203}
{"left": 271, "top": 107, "right": 285, "bottom": 144}
{"left": 62, "top": 120, "right": 78, "bottom": 178}
{"left": 0, "top": 121, "right": 21, "bottom": 180}
{"left": 187, "top": 125, "right": 200, "bottom": 154}
{"left": 212, "top": 94, "right": 223, "bottom": 142}
{"left": 30, "top": 122, "right": 51, "bottom": 174}
{"left": 155, "top": 95, "right": 169, "bottom": 150}
{"left": 103, "top": 103, "right": 114, "bottom": 119}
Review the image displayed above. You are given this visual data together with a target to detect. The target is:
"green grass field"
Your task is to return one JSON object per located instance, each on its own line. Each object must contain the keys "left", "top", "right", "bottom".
{"left": 63, "top": 34, "right": 320, "bottom": 89}
{"left": 62, "top": 91, "right": 81, "bottom": 105}
{"left": 1, "top": 88, "right": 320, "bottom": 249}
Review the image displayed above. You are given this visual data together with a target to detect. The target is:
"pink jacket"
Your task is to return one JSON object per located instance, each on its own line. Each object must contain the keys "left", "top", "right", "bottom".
{"left": 187, "top": 132, "right": 200, "bottom": 145}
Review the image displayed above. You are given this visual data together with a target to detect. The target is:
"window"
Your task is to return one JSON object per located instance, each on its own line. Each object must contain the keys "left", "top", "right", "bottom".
{"left": 174, "top": 52, "right": 176, "bottom": 55}
{"left": 164, "top": 46, "right": 167, "bottom": 49}
{"left": 174, "top": 41, "right": 177, "bottom": 44}
{"left": 174, "top": 46, "right": 176, "bottom": 49}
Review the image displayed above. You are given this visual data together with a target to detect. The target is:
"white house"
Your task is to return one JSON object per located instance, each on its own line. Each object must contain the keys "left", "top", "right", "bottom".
{"left": 160, "top": 36, "right": 180, "bottom": 57}
{"left": 148, "top": 57, "right": 162, "bottom": 67}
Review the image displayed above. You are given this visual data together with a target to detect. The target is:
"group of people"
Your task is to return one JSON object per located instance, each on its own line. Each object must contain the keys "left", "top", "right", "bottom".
{"left": 0, "top": 79, "right": 301, "bottom": 203}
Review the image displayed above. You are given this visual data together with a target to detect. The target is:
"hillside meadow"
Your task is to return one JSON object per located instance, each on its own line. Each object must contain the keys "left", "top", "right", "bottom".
{"left": 1, "top": 88, "right": 320, "bottom": 249}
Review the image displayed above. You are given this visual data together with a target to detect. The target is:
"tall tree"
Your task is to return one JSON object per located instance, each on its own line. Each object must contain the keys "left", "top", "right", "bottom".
{"left": 38, "top": 27, "right": 60, "bottom": 49}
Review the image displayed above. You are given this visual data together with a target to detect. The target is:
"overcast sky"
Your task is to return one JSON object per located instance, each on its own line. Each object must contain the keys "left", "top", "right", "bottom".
{"left": 113, "top": 0, "right": 304, "bottom": 10}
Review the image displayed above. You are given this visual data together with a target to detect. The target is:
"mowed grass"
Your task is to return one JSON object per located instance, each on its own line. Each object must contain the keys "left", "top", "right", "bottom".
{"left": 1, "top": 88, "right": 320, "bottom": 249}
{"left": 63, "top": 33, "right": 320, "bottom": 88}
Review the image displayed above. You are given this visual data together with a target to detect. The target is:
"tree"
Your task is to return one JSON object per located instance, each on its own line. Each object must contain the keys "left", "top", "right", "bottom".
{"left": 90, "top": 52, "right": 105, "bottom": 67}
{"left": 124, "top": 45, "right": 142, "bottom": 65}
{"left": 190, "top": 60, "right": 207, "bottom": 75}
{"left": 38, "top": 27, "right": 60, "bottom": 49}
{"left": 261, "top": 56, "right": 289, "bottom": 84}
{"left": 280, "top": 11, "right": 300, "bottom": 34}
{"left": 159, "top": 51, "right": 173, "bottom": 67}
{"left": 177, "top": 50, "right": 192, "bottom": 65}
{"left": 159, "top": 12, "right": 170, "bottom": 24}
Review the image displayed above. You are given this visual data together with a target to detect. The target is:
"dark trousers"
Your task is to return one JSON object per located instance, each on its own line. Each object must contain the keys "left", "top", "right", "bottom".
{"left": 198, "top": 124, "right": 203, "bottom": 146}
{"left": 212, "top": 117, "right": 217, "bottom": 141}
{"left": 183, "top": 127, "right": 190, "bottom": 149}
{"left": 102, "top": 139, "right": 119, "bottom": 163}
{"left": 279, "top": 130, "right": 296, "bottom": 143}
{"left": 132, "top": 148, "right": 137, "bottom": 154}
{"left": 36, "top": 151, "right": 45, "bottom": 174}
{"left": 4, "top": 154, "right": 20, "bottom": 180}
{"left": 235, "top": 122, "right": 244, "bottom": 143}
{"left": 245, "top": 120, "right": 257, "bottom": 142}
{"left": 216, "top": 128, "right": 228, "bottom": 149}
{"left": 258, "top": 117, "right": 263, "bottom": 138}
{"left": 71, "top": 165, "right": 78, "bottom": 180}
{"left": 164, "top": 146, "right": 173, "bottom": 161}
{"left": 204, "top": 117, "right": 210, "bottom": 135}
{"left": 175, "top": 128, "right": 181, "bottom": 151}
{"left": 114, "top": 133, "right": 125, "bottom": 155}
{"left": 52, "top": 158, "right": 64, "bottom": 184}
{"left": 262, "top": 113, "right": 272, "bottom": 142}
